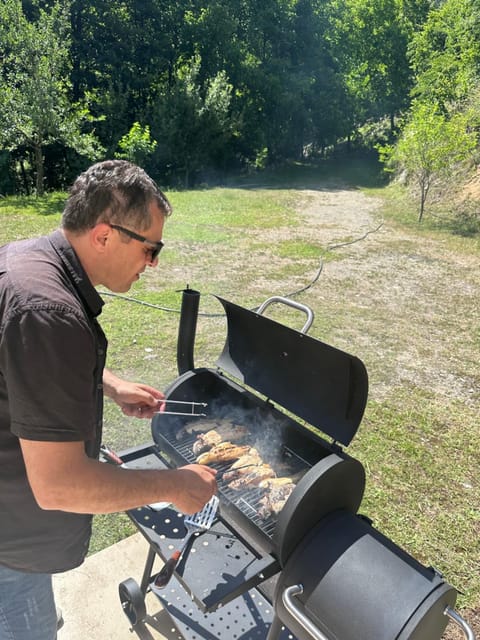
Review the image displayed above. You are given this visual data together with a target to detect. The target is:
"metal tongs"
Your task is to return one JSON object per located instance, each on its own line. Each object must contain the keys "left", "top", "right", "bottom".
{"left": 155, "top": 399, "right": 208, "bottom": 417}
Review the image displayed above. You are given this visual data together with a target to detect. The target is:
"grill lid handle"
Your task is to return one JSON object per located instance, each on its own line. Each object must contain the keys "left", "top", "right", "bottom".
{"left": 444, "top": 607, "right": 477, "bottom": 640}
{"left": 281, "top": 584, "right": 330, "bottom": 640}
{"left": 256, "top": 296, "right": 314, "bottom": 335}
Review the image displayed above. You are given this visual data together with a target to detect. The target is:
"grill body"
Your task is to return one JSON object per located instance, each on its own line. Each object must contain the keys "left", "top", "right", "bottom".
{"left": 273, "top": 510, "right": 457, "bottom": 640}
{"left": 115, "top": 290, "right": 475, "bottom": 640}
{"left": 151, "top": 367, "right": 366, "bottom": 556}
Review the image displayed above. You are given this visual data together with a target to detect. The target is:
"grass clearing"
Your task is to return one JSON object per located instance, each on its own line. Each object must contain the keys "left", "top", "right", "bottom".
{"left": 1, "top": 159, "right": 478, "bottom": 631}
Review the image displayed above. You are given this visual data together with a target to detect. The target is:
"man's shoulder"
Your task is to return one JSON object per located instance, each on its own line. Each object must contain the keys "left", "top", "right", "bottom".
{"left": 0, "top": 234, "right": 83, "bottom": 318}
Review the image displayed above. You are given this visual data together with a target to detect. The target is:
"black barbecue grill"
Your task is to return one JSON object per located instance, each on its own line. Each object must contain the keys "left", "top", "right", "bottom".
{"left": 114, "top": 289, "right": 476, "bottom": 640}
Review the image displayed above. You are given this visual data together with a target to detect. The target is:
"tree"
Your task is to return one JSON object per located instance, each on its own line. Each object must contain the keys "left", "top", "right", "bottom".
{"left": 0, "top": 0, "right": 102, "bottom": 194}
{"left": 379, "top": 103, "right": 477, "bottom": 221}
{"left": 409, "top": 0, "right": 480, "bottom": 112}
{"left": 115, "top": 122, "right": 157, "bottom": 169}
{"left": 328, "top": 0, "right": 425, "bottom": 134}
{"left": 152, "top": 57, "right": 234, "bottom": 186}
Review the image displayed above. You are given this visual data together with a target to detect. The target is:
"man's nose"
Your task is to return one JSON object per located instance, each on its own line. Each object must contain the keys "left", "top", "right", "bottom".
{"left": 147, "top": 255, "right": 159, "bottom": 267}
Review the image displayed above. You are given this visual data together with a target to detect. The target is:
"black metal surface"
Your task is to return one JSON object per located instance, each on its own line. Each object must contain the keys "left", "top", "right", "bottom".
{"left": 177, "top": 288, "right": 200, "bottom": 375}
{"left": 155, "top": 574, "right": 297, "bottom": 640}
{"left": 215, "top": 296, "right": 368, "bottom": 446}
{"left": 274, "top": 510, "right": 457, "bottom": 640}
{"left": 274, "top": 453, "right": 366, "bottom": 566}
{"left": 152, "top": 368, "right": 343, "bottom": 554}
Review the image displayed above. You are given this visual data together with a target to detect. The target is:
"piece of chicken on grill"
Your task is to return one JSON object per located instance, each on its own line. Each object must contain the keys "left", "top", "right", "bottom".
{"left": 175, "top": 418, "right": 221, "bottom": 441}
{"left": 196, "top": 442, "right": 250, "bottom": 465}
{"left": 229, "top": 448, "right": 262, "bottom": 469}
{"left": 223, "top": 449, "right": 263, "bottom": 482}
{"left": 192, "top": 424, "right": 249, "bottom": 455}
{"left": 258, "top": 481, "right": 296, "bottom": 518}
{"left": 258, "top": 477, "right": 293, "bottom": 489}
{"left": 227, "top": 464, "right": 276, "bottom": 490}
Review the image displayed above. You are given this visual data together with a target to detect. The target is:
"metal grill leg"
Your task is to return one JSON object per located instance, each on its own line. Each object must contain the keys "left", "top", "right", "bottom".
{"left": 140, "top": 546, "right": 157, "bottom": 595}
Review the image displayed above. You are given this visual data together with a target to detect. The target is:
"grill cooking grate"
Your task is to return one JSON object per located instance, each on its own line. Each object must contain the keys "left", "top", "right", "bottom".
{"left": 156, "top": 429, "right": 310, "bottom": 540}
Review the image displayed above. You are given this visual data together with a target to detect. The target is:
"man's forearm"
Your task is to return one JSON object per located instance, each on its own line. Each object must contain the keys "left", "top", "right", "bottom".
{"left": 20, "top": 439, "right": 217, "bottom": 515}
{"left": 42, "top": 460, "right": 185, "bottom": 514}
{"left": 102, "top": 368, "right": 122, "bottom": 400}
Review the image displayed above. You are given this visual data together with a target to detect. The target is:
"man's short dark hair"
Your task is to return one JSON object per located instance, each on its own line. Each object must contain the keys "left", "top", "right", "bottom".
{"left": 62, "top": 160, "right": 172, "bottom": 232}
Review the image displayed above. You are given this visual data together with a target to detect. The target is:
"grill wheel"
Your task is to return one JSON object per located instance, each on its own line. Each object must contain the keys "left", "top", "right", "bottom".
{"left": 119, "top": 577, "right": 146, "bottom": 627}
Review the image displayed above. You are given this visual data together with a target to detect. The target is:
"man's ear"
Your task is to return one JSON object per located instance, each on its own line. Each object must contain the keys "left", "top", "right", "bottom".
{"left": 90, "top": 223, "right": 112, "bottom": 253}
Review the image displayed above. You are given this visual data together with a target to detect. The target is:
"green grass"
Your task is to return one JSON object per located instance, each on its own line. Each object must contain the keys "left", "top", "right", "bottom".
{"left": 349, "top": 387, "right": 480, "bottom": 604}
{"left": 1, "top": 159, "right": 479, "bottom": 624}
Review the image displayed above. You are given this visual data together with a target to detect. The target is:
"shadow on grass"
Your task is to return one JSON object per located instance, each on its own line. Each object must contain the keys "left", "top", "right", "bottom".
{"left": 422, "top": 201, "right": 480, "bottom": 239}
{"left": 225, "top": 153, "right": 388, "bottom": 192}
{"left": 0, "top": 192, "right": 66, "bottom": 216}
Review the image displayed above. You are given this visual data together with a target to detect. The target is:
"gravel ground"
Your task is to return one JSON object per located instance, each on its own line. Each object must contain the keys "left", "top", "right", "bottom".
{"left": 290, "top": 188, "right": 480, "bottom": 408}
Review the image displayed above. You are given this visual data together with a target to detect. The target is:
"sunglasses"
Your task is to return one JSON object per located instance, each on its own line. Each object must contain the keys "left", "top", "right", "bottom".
{"left": 110, "top": 224, "right": 164, "bottom": 261}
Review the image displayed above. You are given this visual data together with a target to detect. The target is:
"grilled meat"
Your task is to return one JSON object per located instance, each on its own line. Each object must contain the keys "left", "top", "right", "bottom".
{"left": 258, "top": 477, "right": 293, "bottom": 489}
{"left": 227, "top": 464, "right": 276, "bottom": 490}
{"left": 223, "top": 450, "right": 264, "bottom": 483}
{"left": 196, "top": 442, "right": 250, "bottom": 465}
{"left": 192, "top": 430, "right": 222, "bottom": 455}
{"left": 258, "top": 481, "right": 296, "bottom": 518}
{"left": 192, "top": 424, "right": 249, "bottom": 455}
{"left": 223, "top": 464, "right": 261, "bottom": 484}
{"left": 229, "top": 448, "right": 261, "bottom": 469}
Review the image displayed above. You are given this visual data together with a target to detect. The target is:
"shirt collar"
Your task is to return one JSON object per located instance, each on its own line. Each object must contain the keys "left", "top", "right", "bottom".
{"left": 48, "top": 229, "right": 104, "bottom": 318}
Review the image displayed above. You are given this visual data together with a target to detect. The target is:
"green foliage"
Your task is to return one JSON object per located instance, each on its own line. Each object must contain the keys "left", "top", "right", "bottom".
{"left": 152, "top": 56, "right": 234, "bottom": 186}
{"left": 1, "top": 0, "right": 480, "bottom": 193}
{"left": 115, "top": 122, "right": 157, "bottom": 167}
{"left": 409, "top": 0, "right": 480, "bottom": 110}
{"left": 328, "top": 0, "right": 419, "bottom": 131}
{"left": 379, "top": 103, "right": 477, "bottom": 221}
{"left": 0, "top": 0, "right": 103, "bottom": 194}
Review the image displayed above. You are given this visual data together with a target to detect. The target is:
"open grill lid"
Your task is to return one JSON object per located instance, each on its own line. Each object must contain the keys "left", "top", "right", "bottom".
{"left": 214, "top": 296, "right": 368, "bottom": 446}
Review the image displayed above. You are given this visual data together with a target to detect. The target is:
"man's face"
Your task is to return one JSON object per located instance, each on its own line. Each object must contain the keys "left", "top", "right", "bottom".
{"left": 103, "top": 202, "right": 166, "bottom": 293}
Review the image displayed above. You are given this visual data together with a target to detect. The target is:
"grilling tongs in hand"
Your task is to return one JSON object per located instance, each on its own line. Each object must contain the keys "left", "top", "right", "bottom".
{"left": 155, "top": 399, "right": 208, "bottom": 417}
{"left": 151, "top": 495, "right": 219, "bottom": 592}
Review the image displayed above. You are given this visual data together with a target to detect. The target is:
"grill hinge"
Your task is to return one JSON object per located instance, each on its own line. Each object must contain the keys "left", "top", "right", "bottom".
{"left": 330, "top": 439, "right": 343, "bottom": 453}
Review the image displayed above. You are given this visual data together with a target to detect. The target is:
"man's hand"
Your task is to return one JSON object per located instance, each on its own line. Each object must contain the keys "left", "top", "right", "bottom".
{"left": 103, "top": 369, "right": 165, "bottom": 419}
{"left": 171, "top": 464, "right": 218, "bottom": 514}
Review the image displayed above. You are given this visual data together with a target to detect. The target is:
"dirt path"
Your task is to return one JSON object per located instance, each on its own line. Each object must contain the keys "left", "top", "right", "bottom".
{"left": 294, "top": 187, "right": 480, "bottom": 408}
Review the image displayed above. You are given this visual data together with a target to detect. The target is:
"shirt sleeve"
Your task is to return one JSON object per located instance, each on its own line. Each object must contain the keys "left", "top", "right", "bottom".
{"left": 1, "top": 306, "right": 98, "bottom": 441}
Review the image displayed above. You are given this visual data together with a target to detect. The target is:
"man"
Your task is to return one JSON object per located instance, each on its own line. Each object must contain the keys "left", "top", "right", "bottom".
{"left": 0, "top": 160, "right": 217, "bottom": 640}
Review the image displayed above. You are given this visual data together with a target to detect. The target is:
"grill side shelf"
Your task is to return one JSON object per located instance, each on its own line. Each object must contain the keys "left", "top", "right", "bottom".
{"left": 127, "top": 505, "right": 280, "bottom": 612}
{"left": 121, "top": 445, "right": 281, "bottom": 612}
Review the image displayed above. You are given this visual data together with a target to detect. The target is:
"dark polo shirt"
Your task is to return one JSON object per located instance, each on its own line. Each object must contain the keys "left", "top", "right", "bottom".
{"left": 0, "top": 230, "right": 107, "bottom": 573}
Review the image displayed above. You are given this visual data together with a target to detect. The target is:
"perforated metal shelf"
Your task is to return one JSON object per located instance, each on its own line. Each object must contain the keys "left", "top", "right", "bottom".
{"left": 154, "top": 574, "right": 296, "bottom": 640}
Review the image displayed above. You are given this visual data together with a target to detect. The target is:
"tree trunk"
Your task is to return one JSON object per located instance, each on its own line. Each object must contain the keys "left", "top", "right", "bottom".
{"left": 19, "top": 160, "right": 30, "bottom": 195}
{"left": 418, "top": 175, "right": 430, "bottom": 223}
{"left": 34, "top": 144, "right": 44, "bottom": 196}
{"left": 418, "top": 191, "right": 425, "bottom": 223}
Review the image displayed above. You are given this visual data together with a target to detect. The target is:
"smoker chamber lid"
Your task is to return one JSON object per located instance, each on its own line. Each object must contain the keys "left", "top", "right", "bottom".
{"left": 215, "top": 296, "right": 368, "bottom": 446}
